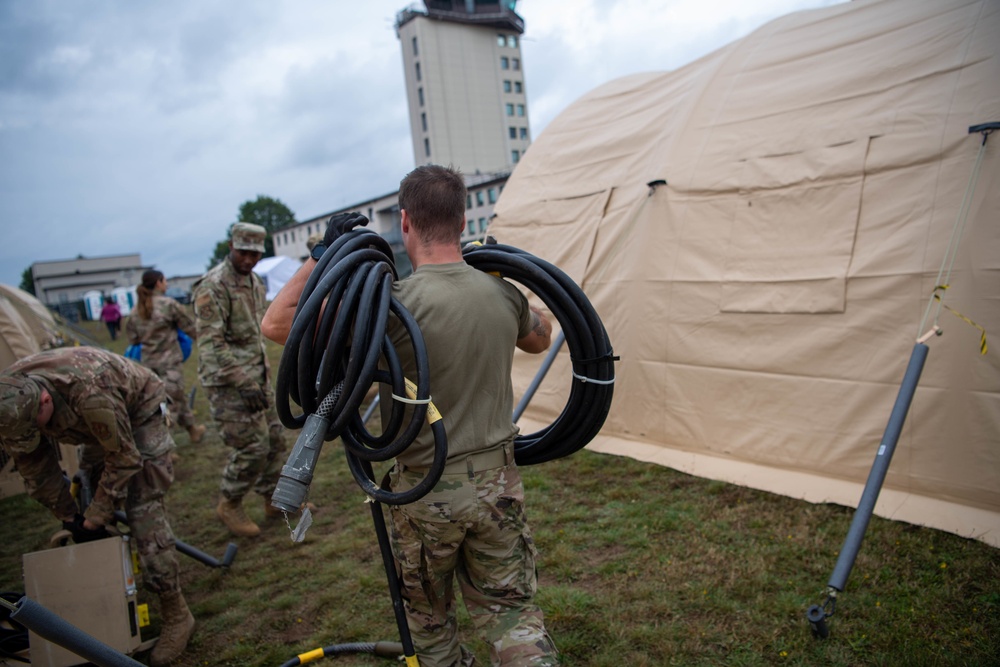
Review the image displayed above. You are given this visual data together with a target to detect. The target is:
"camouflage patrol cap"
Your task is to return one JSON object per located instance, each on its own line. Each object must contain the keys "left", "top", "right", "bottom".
{"left": 231, "top": 222, "right": 267, "bottom": 253}
{"left": 0, "top": 375, "right": 42, "bottom": 453}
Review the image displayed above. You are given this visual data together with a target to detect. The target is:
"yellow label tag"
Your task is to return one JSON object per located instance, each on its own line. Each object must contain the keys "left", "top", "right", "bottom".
{"left": 403, "top": 377, "right": 442, "bottom": 424}
{"left": 405, "top": 655, "right": 421, "bottom": 667}
{"left": 299, "top": 647, "right": 325, "bottom": 663}
{"left": 137, "top": 603, "right": 150, "bottom": 627}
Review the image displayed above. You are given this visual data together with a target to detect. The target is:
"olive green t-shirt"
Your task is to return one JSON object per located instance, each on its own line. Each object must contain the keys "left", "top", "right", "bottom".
{"left": 385, "top": 262, "right": 533, "bottom": 468}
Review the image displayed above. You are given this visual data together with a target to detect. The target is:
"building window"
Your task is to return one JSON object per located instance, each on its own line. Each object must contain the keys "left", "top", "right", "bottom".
{"left": 488, "top": 188, "right": 497, "bottom": 204}
{"left": 418, "top": 87, "right": 424, "bottom": 106}
{"left": 466, "top": 194, "right": 472, "bottom": 210}
{"left": 476, "top": 191, "right": 484, "bottom": 206}
{"left": 505, "top": 103, "right": 514, "bottom": 116}
{"left": 415, "top": 61, "right": 421, "bottom": 81}
{"left": 497, "top": 34, "right": 506, "bottom": 46}
{"left": 514, "top": 81, "right": 522, "bottom": 94}
{"left": 421, "top": 112, "right": 427, "bottom": 132}
{"left": 520, "top": 127, "right": 529, "bottom": 140}
{"left": 508, "top": 35, "right": 518, "bottom": 48}
{"left": 503, "top": 80, "right": 512, "bottom": 93}
{"left": 509, "top": 126, "right": 517, "bottom": 139}
{"left": 500, "top": 56, "right": 509, "bottom": 70}
{"left": 479, "top": 218, "right": 488, "bottom": 232}
{"left": 517, "top": 104, "right": 525, "bottom": 117}
{"left": 512, "top": 149, "right": 520, "bottom": 163}
{"left": 513, "top": 58, "right": 520, "bottom": 71}
{"left": 412, "top": 36, "right": 418, "bottom": 56}
{"left": 424, "top": 137, "right": 430, "bottom": 157}
{"left": 467, "top": 219, "right": 475, "bottom": 235}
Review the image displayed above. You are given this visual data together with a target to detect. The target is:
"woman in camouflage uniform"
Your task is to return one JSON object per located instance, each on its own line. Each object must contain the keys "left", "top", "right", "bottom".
{"left": 126, "top": 270, "right": 206, "bottom": 443}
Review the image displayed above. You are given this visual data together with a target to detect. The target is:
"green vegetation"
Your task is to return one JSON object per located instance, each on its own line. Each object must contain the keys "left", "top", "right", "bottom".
{"left": 207, "top": 195, "right": 297, "bottom": 268}
{"left": 1, "top": 319, "right": 998, "bottom": 666}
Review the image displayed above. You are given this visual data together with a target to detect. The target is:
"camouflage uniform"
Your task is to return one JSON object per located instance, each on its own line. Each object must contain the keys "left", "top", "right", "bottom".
{"left": 0, "top": 347, "right": 181, "bottom": 594}
{"left": 385, "top": 263, "right": 559, "bottom": 666}
{"left": 125, "top": 294, "right": 198, "bottom": 429}
{"left": 192, "top": 251, "right": 285, "bottom": 501}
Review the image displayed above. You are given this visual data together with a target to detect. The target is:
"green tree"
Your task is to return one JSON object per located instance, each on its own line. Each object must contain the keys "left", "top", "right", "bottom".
{"left": 19, "top": 266, "right": 35, "bottom": 295}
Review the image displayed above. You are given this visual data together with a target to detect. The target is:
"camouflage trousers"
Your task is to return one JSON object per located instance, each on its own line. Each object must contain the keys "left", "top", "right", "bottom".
{"left": 205, "top": 385, "right": 286, "bottom": 501}
{"left": 149, "top": 363, "right": 195, "bottom": 429}
{"left": 79, "top": 447, "right": 180, "bottom": 595}
{"left": 388, "top": 460, "right": 559, "bottom": 667}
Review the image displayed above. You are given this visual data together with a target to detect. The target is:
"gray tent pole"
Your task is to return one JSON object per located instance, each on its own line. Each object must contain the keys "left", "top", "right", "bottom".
{"left": 513, "top": 329, "right": 566, "bottom": 423}
{"left": 807, "top": 330, "right": 936, "bottom": 638}
{"left": 5, "top": 596, "right": 145, "bottom": 667}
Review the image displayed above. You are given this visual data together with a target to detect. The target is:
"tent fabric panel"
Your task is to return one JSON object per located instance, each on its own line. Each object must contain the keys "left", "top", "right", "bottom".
{"left": 494, "top": 0, "right": 1000, "bottom": 544}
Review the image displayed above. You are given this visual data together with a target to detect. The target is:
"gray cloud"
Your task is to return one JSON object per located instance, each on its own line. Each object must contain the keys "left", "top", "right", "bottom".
{"left": 0, "top": 0, "right": 844, "bottom": 287}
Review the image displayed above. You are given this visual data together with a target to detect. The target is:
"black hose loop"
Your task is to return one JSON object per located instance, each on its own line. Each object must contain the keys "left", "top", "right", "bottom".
{"left": 461, "top": 242, "right": 615, "bottom": 465}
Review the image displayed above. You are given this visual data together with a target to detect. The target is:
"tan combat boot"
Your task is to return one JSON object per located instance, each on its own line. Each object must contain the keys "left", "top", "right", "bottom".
{"left": 187, "top": 424, "right": 207, "bottom": 443}
{"left": 149, "top": 589, "right": 195, "bottom": 667}
{"left": 216, "top": 497, "right": 260, "bottom": 537}
{"left": 264, "top": 496, "right": 318, "bottom": 520}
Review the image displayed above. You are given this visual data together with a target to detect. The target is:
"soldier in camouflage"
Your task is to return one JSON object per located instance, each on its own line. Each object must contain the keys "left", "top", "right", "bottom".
{"left": 192, "top": 222, "right": 288, "bottom": 537}
{"left": 0, "top": 347, "right": 195, "bottom": 667}
{"left": 126, "top": 269, "right": 206, "bottom": 444}
{"left": 262, "top": 166, "right": 559, "bottom": 666}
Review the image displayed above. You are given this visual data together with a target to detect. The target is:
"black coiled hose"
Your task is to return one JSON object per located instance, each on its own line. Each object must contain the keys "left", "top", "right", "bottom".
{"left": 274, "top": 228, "right": 447, "bottom": 506}
{"left": 461, "top": 242, "right": 616, "bottom": 465}
{"left": 272, "top": 229, "right": 616, "bottom": 507}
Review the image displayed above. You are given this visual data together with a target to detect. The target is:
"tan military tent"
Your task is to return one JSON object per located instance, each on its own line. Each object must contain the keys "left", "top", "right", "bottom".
{"left": 0, "top": 284, "right": 62, "bottom": 371}
{"left": 495, "top": 0, "right": 999, "bottom": 546}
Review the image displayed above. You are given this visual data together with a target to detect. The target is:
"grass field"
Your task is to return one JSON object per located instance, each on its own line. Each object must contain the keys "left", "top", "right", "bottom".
{"left": 1, "top": 318, "right": 998, "bottom": 666}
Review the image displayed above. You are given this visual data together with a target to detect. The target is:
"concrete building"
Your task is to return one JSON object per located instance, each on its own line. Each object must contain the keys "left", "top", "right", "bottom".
{"left": 275, "top": 1, "right": 529, "bottom": 271}
{"left": 395, "top": 0, "right": 531, "bottom": 173}
{"left": 31, "top": 254, "right": 146, "bottom": 307}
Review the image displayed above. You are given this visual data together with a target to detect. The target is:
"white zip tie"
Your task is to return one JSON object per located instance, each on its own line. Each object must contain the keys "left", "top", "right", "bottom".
{"left": 571, "top": 372, "right": 616, "bottom": 385}
{"left": 392, "top": 393, "right": 433, "bottom": 405}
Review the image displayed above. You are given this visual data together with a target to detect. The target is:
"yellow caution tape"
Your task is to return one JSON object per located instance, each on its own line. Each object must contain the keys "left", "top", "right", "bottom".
{"left": 933, "top": 285, "right": 988, "bottom": 355}
{"left": 403, "top": 378, "right": 443, "bottom": 424}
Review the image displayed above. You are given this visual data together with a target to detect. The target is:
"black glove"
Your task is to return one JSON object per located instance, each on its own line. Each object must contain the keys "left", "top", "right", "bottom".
{"left": 239, "top": 386, "right": 268, "bottom": 412}
{"left": 62, "top": 514, "right": 110, "bottom": 544}
{"left": 323, "top": 212, "right": 369, "bottom": 247}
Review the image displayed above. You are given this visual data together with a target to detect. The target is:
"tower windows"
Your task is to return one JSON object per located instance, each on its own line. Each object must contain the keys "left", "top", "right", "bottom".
{"left": 503, "top": 80, "right": 512, "bottom": 93}
{"left": 412, "top": 36, "right": 418, "bottom": 56}
{"left": 424, "top": 137, "right": 430, "bottom": 157}
{"left": 421, "top": 113, "right": 427, "bottom": 132}
{"left": 418, "top": 87, "right": 424, "bottom": 106}
{"left": 415, "top": 61, "right": 421, "bottom": 81}
{"left": 500, "top": 56, "right": 509, "bottom": 70}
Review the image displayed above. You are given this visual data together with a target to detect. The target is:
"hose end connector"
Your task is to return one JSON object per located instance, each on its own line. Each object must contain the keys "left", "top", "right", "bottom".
{"left": 271, "top": 413, "right": 330, "bottom": 513}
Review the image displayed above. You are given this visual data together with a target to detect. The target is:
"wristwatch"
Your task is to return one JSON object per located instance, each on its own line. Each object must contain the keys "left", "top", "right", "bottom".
{"left": 310, "top": 243, "right": 326, "bottom": 262}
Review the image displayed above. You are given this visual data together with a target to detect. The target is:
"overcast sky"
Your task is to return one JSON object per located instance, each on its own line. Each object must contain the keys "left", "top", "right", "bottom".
{"left": 0, "top": 0, "right": 846, "bottom": 289}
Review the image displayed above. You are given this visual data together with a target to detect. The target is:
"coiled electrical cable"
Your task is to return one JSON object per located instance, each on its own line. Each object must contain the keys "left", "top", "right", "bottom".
{"left": 274, "top": 227, "right": 447, "bottom": 506}
{"left": 461, "top": 242, "right": 616, "bottom": 465}
{"left": 272, "top": 227, "right": 616, "bottom": 509}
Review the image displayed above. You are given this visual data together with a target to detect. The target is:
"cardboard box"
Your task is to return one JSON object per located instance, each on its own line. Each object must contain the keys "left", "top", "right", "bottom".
{"left": 22, "top": 536, "right": 142, "bottom": 667}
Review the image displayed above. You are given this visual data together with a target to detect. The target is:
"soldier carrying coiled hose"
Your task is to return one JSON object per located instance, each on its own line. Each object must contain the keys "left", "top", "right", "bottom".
{"left": 262, "top": 164, "right": 615, "bottom": 666}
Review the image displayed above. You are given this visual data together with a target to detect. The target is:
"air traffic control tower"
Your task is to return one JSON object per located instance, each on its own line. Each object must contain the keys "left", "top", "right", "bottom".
{"left": 396, "top": 1, "right": 532, "bottom": 174}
